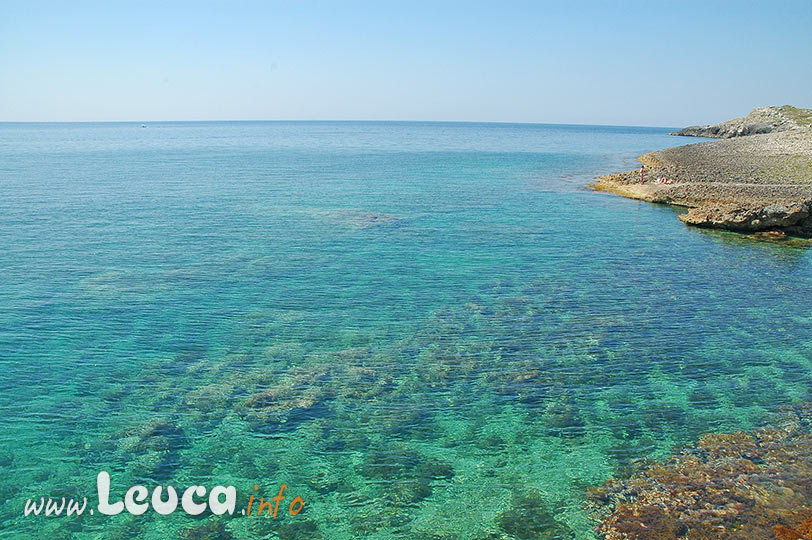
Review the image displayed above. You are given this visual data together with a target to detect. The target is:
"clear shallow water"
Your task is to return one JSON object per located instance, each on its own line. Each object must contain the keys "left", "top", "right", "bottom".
{"left": 1, "top": 122, "right": 811, "bottom": 539}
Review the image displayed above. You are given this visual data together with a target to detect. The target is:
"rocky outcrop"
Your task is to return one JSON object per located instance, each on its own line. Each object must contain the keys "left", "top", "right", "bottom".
{"left": 670, "top": 105, "right": 810, "bottom": 138}
{"left": 678, "top": 202, "right": 811, "bottom": 231}
{"left": 594, "top": 106, "right": 812, "bottom": 236}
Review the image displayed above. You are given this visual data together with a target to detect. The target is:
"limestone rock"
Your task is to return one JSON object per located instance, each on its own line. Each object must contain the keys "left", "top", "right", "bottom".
{"left": 678, "top": 202, "right": 810, "bottom": 231}
{"left": 670, "top": 105, "right": 811, "bottom": 139}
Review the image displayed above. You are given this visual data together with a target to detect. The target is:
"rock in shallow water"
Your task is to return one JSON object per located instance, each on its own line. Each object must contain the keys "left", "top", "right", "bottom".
{"left": 588, "top": 403, "right": 812, "bottom": 540}
{"left": 678, "top": 202, "right": 810, "bottom": 231}
{"left": 179, "top": 521, "right": 234, "bottom": 540}
{"left": 496, "top": 490, "right": 574, "bottom": 539}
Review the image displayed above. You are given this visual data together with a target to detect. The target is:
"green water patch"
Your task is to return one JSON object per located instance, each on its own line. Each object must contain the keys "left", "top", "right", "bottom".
{"left": 5, "top": 275, "right": 812, "bottom": 539}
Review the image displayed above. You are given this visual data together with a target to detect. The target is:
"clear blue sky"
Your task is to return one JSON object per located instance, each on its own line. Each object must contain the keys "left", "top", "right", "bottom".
{"left": 1, "top": 0, "right": 810, "bottom": 126}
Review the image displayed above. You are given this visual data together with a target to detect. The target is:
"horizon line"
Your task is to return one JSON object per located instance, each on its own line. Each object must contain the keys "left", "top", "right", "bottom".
{"left": 0, "top": 119, "right": 682, "bottom": 129}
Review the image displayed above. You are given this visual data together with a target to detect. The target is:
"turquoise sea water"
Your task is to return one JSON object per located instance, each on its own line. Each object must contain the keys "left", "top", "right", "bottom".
{"left": 2, "top": 122, "right": 812, "bottom": 540}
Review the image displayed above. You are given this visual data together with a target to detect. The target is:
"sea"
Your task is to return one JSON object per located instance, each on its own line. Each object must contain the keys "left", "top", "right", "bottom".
{"left": 1, "top": 121, "right": 811, "bottom": 539}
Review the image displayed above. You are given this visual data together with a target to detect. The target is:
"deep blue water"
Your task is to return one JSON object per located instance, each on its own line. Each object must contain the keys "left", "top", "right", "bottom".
{"left": 1, "top": 122, "right": 811, "bottom": 539}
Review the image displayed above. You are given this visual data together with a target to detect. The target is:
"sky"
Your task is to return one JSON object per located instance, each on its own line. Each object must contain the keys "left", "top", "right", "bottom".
{"left": 1, "top": 0, "right": 810, "bottom": 126}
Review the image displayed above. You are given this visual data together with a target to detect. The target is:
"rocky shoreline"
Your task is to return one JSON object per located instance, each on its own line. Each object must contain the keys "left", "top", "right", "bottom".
{"left": 592, "top": 106, "right": 812, "bottom": 236}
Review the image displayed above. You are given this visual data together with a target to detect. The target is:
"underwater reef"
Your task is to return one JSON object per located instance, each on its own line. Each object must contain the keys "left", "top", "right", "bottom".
{"left": 588, "top": 403, "right": 812, "bottom": 540}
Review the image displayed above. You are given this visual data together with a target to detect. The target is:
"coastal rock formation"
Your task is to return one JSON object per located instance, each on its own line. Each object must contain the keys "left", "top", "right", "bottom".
{"left": 670, "top": 105, "right": 812, "bottom": 138}
{"left": 593, "top": 105, "right": 812, "bottom": 235}
{"left": 588, "top": 403, "right": 812, "bottom": 540}
{"left": 678, "top": 202, "right": 810, "bottom": 231}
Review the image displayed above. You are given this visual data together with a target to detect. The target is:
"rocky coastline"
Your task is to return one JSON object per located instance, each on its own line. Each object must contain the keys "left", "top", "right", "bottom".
{"left": 592, "top": 106, "right": 812, "bottom": 236}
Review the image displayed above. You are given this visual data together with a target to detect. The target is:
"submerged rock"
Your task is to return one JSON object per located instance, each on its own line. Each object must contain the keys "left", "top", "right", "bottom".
{"left": 114, "top": 418, "right": 189, "bottom": 481}
{"left": 774, "top": 518, "right": 812, "bottom": 540}
{"left": 347, "top": 211, "right": 402, "bottom": 229}
{"left": 0, "top": 450, "right": 13, "bottom": 467}
{"left": 588, "top": 404, "right": 812, "bottom": 539}
{"left": 751, "top": 230, "right": 789, "bottom": 240}
{"left": 415, "top": 460, "right": 454, "bottom": 481}
{"left": 387, "top": 478, "right": 433, "bottom": 504}
{"left": 359, "top": 447, "right": 423, "bottom": 479}
{"left": 276, "top": 519, "right": 322, "bottom": 540}
{"left": 543, "top": 402, "right": 586, "bottom": 438}
{"left": 358, "top": 448, "right": 453, "bottom": 507}
{"left": 360, "top": 447, "right": 452, "bottom": 480}
{"left": 179, "top": 521, "right": 234, "bottom": 540}
{"left": 496, "top": 489, "right": 574, "bottom": 539}
{"left": 240, "top": 365, "right": 332, "bottom": 433}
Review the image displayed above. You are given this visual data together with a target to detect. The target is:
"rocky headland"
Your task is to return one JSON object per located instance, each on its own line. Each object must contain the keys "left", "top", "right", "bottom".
{"left": 592, "top": 106, "right": 812, "bottom": 236}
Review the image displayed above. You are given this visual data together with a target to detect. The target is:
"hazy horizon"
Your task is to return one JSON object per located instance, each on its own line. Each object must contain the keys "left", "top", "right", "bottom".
{"left": 0, "top": 119, "right": 689, "bottom": 128}
{"left": 2, "top": 0, "right": 810, "bottom": 126}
